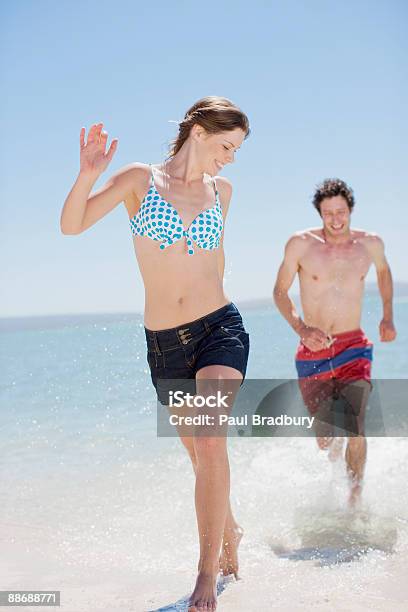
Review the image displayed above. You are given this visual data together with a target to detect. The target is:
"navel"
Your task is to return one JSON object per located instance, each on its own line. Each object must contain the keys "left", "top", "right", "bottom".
{"left": 312, "top": 274, "right": 318, "bottom": 281}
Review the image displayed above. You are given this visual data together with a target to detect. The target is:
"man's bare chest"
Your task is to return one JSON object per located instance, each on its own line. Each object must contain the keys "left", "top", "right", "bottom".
{"left": 300, "top": 242, "right": 372, "bottom": 281}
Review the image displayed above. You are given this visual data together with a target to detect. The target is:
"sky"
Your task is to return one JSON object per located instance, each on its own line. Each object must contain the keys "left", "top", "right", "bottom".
{"left": 1, "top": 0, "right": 407, "bottom": 317}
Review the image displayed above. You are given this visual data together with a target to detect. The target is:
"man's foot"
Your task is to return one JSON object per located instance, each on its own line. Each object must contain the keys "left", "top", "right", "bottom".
{"left": 188, "top": 571, "right": 218, "bottom": 612}
{"left": 316, "top": 436, "right": 333, "bottom": 450}
{"left": 328, "top": 437, "right": 344, "bottom": 462}
{"left": 219, "top": 526, "right": 243, "bottom": 578}
{"left": 348, "top": 482, "right": 362, "bottom": 508}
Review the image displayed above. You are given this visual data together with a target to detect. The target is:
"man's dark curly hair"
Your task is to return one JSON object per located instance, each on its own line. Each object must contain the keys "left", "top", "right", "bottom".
{"left": 312, "top": 178, "right": 355, "bottom": 215}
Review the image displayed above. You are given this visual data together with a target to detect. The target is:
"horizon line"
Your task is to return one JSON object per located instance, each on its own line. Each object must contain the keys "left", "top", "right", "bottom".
{"left": 1, "top": 281, "right": 408, "bottom": 322}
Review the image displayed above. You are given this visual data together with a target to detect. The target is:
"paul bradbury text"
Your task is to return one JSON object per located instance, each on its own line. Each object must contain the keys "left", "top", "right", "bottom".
{"left": 169, "top": 414, "right": 315, "bottom": 428}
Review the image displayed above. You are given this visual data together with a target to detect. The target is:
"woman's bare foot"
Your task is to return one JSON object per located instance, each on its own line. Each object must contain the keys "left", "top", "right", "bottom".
{"left": 188, "top": 571, "right": 218, "bottom": 611}
{"left": 219, "top": 525, "right": 243, "bottom": 578}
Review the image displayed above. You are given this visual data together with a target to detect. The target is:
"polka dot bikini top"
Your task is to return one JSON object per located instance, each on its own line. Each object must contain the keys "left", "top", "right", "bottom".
{"left": 129, "top": 165, "right": 224, "bottom": 255}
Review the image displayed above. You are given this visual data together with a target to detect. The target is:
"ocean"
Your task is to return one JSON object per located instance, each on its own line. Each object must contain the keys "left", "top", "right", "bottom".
{"left": 1, "top": 295, "right": 407, "bottom": 611}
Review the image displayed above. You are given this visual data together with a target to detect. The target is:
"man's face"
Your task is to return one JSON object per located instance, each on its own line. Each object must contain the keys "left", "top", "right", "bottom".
{"left": 320, "top": 196, "right": 351, "bottom": 237}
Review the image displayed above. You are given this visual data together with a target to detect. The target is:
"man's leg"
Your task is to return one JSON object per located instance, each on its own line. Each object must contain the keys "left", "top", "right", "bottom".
{"left": 338, "top": 379, "right": 371, "bottom": 506}
{"left": 299, "top": 377, "right": 337, "bottom": 450}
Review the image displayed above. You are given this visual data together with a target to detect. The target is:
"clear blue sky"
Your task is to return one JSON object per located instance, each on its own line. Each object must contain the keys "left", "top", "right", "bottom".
{"left": 1, "top": 0, "right": 407, "bottom": 317}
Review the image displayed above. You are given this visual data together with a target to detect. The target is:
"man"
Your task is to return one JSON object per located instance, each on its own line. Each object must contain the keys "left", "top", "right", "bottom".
{"left": 273, "top": 178, "right": 396, "bottom": 506}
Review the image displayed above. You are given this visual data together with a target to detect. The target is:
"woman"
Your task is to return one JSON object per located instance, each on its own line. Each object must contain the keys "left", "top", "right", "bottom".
{"left": 60, "top": 96, "right": 250, "bottom": 611}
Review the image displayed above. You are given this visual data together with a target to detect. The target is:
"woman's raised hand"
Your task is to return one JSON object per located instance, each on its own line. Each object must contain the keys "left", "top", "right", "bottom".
{"left": 79, "top": 123, "right": 118, "bottom": 178}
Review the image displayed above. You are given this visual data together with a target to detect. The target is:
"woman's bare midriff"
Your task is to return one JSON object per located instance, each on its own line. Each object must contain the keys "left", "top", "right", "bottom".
{"left": 133, "top": 236, "right": 229, "bottom": 330}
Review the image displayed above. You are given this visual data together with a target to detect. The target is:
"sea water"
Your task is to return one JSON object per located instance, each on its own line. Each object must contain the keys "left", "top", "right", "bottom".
{"left": 0, "top": 295, "right": 407, "bottom": 611}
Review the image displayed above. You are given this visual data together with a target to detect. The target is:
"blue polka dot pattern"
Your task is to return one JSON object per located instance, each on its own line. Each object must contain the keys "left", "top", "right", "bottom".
{"left": 129, "top": 165, "right": 224, "bottom": 255}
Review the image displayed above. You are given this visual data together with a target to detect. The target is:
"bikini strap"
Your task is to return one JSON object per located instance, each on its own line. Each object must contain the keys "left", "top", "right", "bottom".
{"left": 212, "top": 176, "right": 220, "bottom": 206}
{"left": 149, "top": 164, "right": 156, "bottom": 187}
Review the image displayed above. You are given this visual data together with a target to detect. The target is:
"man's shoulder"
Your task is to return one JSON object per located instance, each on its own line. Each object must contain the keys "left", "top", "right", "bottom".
{"left": 289, "top": 227, "right": 325, "bottom": 244}
{"left": 351, "top": 228, "right": 384, "bottom": 248}
{"left": 351, "top": 227, "right": 379, "bottom": 238}
{"left": 284, "top": 228, "right": 323, "bottom": 256}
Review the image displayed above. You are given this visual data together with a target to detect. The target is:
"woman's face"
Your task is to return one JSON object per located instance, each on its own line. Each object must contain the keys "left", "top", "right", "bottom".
{"left": 194, "top": 127, "right": 246, "bottom": 176}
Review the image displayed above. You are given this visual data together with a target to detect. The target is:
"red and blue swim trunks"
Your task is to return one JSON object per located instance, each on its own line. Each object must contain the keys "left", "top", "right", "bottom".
{"left": 295, "top": 328, "right": 373, "bottom": 414}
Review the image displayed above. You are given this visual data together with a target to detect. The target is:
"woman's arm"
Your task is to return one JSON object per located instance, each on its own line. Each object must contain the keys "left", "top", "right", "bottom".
{"left": 60, "top": 123, "right": 146, "bottom": 235}
{"left": 60, "top": 168, "right": 134, "bottom": 234}
{"left": 61, "top": 163, "right": 142, "bottom": 234}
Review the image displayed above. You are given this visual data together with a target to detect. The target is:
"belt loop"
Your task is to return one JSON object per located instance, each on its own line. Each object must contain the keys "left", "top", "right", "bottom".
{"left": 153, "top": 332, "right": 162, "bottom": 355}
{"left": 204, "top": 319, "right": 211, "bottom": 334}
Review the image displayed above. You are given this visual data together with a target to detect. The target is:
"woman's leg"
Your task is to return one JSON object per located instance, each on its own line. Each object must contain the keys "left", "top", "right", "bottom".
{"left": 188, "top": 365, "right": 242, "bottom": 612}
{"left": 178, "top": 434, "right": 243, "bottom": 577}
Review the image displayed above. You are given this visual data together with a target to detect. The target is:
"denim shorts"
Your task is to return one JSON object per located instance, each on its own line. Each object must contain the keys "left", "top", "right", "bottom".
{"left": 145, "top": 302, "right": 250, "bottom": 405}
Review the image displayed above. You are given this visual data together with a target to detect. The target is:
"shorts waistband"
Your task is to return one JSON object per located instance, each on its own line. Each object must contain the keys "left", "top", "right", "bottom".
{"left": 330, "top": 328, "right": 366, "bottom": 341}
{"left": 144, "top": 302, "right": 239, "bottom": 354}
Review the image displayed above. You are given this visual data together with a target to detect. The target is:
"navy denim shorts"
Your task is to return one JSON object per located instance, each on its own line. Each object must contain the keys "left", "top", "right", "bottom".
{"left": 145, "top": 302, "right": 250, "bottom": 405}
